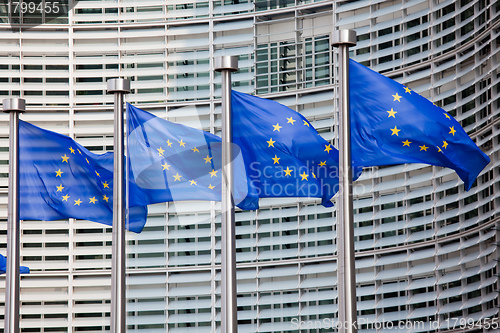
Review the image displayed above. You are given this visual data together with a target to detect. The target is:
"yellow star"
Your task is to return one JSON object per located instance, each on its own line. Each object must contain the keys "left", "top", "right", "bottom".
{"left": 208, "top": 184, "right": 215, "bottom": 190}
{"left": 74, "top": 199, "right": 82, "bottom": 206}
{"left": 61, "top": 154, "right": 69, "bottom": 163}
{"left": 162, "top": 162, "right": 171, "bottom": 171}
{"left": 312, "top": 172, "right": 316, "bottom": 179}
{"left": 56, "top": 184, "right": 64, "bottom": 192}
{"left": 77, "top": 149, "right": 82, "bottom": 155}
{"left": 387, "top": 108, "right": 397, "bottom": 118}
{"left": 166, "top": 139, "right": 172, "bottom": 147}
{"left": 273, "top": 123, "right": 282, "bottom": 132}
{"left": 62, "top": 194, "right": 70, "bottom": 201}
{"left": 392, "top": 93, "right": 402, "bottom": 102}
{"left": 404, "top": 86, "right": 411, "bottom": 94}
{"left": 267, "top": 138, "right": 276, "bottom": 147}
{"left": 86, "top": 158, "right": 90, "bottom": 164}
{"left": 157, "top": 147, "right": 165, "bottom": 156}
{"left": 89, "top": 197, "right": 97, "bottom": 204}
{"left": 419, "top": 145, "right": 428, "bottom": 151}
{"left": 444, "top": 113, "right": 450, "bottom": 119}
{"left": 324, "top": 144, "right": 333, "bottom": 153}
{"left": 178, "top": 140, "right": 186, "bottom": 147}
{"left": 303, "top": 120, "right": 310, "bottom": 127}
{"left": 95, "top": 170, "right": 100, "bottom": 177}
{"left": 318, "top": 161, "right": 326, "bottom": 167}
{"left": 209, "top": 169, "right": 218, "bottom": 177}
{"left": 437, "top": 146, "right": 442, "bottom": 152}
{"left": 189, "top": 180, "right": 197, "bottom": 186}
{"left": 102, "top": 181, "right": 109, "bottom": 188}
{"left": 300, "top": 172, "right": 308, "bottom": 181}
{"left": 442, "top": 141, "right": 448, "bottom": 149}
{"left": 449, "top": 126, "right": 456, "bottom": 136}
{"left": 272, "top": 155, "right": 280, "bottom": 164}
{"left": 192, "top": 147, "right": 200, "bottom": 153}
{"left": 173, "top": 173, "right": 182, "bottom": 181}
{"left": 402, "top": 139, "right": 411, "bottom": 147}
{"left": 103, "top": 194, "right": 109, "bottom": 202}
{"left": 284, "top": 167, "right": 292, "bottom": 177}
{"left": 55, "top": 169, "right": 63, "bottom": 177}
{"left": 204, "top": 155, "right": 213, "bottom": 164}
{"left": 390, "top": 126, "right": 401, "bottom": 136}
{"left": 287, "top": 117, "right": 296, "bottom": 125}
{"left": 69, "top": 147, "right": 75, "bottom": 154}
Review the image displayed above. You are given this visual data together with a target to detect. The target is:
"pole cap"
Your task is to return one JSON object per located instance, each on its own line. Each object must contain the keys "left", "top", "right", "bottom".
{"left": 107, "top": 78, "right": 131, "bottom": 94}
{"left": 2, "top": 98, "right": 26, "bottom": 113}
{"left": 215, "top": 56, "right": 238, "bottom": 72}
{"left": 332, "top": 29, "right": 357, "bottom": 47}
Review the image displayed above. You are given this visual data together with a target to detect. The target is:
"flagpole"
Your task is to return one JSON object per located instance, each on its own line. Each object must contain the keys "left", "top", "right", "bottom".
{"left": 214, "top": 55, "right": 239, "bottom": 333}
{"left": 3, "top": 98, "right": 25, "bottom": 333}
{"left": 107, "top": 78, "right": 130, "bottom": 333}
{"left": 332, "top": 30, "right": 357, "bottom": 333}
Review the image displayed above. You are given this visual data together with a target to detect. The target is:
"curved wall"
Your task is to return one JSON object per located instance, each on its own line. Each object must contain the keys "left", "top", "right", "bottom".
{"left": 0, "top": 0, "right": 498, "bottom": 332}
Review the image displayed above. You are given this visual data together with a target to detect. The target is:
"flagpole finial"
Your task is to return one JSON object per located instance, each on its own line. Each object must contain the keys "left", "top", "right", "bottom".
{"left": 332, "top": 29, "right": 357, "bottom": 47}
{"left": 2, "top": 98, "right": 26, "bottom": 113}
{"left": 107, "top": 78, "right": 131, "bottom": 94}
{"left": 215, "top": 56, "right": 238, "bottom": 72}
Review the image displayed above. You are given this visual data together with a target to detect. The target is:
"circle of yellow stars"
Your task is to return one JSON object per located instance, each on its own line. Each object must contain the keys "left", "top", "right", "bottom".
{"left": 55, "top": 146, "right": 111, "bottom": 206}
{"left": 154, "top": 139, "right": 218, "bottom": 191}
{"left": 387, "top": 86, "right": 456, "bottom": 154}
{"left": 266, "top": 116, "right": 328, "bottom": 181}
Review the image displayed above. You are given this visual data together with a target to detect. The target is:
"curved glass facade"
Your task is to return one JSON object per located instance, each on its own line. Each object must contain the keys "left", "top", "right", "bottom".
{"left": 0, "top": 0, "right": 499, "bottom": 332}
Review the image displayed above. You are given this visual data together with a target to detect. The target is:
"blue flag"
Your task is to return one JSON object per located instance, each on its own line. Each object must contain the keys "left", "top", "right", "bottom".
{"left": 232, "top": 90, "right": 362, "bottom": 209}
{"left": 127, "top": 95, "right": 358, "bottom": 210}
{"left": 350, "top": 59, "right": 490, "bottom": 190}
{"left": 0, "top": 254, "right": 30, "bottom": 274}
{"left": 19, "top": 121, "right": 147, "bottom": 233}
{"left": 127, "top": 103, "right": 251, "bottom": 208}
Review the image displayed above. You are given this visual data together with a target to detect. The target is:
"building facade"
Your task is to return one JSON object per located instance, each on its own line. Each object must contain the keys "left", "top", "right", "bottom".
{"left": 0, "top": 0, "right": 499, "bottom": 332}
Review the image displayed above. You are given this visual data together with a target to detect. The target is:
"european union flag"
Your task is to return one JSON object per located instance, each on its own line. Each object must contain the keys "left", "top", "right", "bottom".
{"left": 0, "top": 254, "right": 30, "bottom": 274}
{"left": 19, "top": 121, "right": 147, "bottom": 233}
{"left": 128, "top": 94, "right": 358, "bottom": 210}
{"left": 350, "top": 59, "right": 490, "bottom": 190}
{"left": 232, "top": 90, "right": 362, "bottom": 209}
{"left": 127, "top": 104, "right": 250, "bottom": 208}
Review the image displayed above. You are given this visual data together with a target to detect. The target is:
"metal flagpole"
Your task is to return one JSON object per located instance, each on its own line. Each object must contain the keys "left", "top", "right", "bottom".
{"left": 107, "top": 78, "right": 131, "bottom": 333}
{"left": 214, "top": 55, "right": 239, "bottom": 333}
{"left": 332, "top": 30, "right": 357, "bottom": 333}
{"left": 3, "top": 98, "right": 25, "bottom": 333}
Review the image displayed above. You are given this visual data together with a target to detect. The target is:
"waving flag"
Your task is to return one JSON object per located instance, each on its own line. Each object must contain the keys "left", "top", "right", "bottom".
{"left": 350, "top": 59, "right": 490, "bottom": 189}
{"left": 19, "top": 121, "right": 147, "bottom": 233}
{"left": 232, "top": 90, "right": 362, "bottom": 209}
{"left": 127, "top": 103, "right": 251, "bottom": 208}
